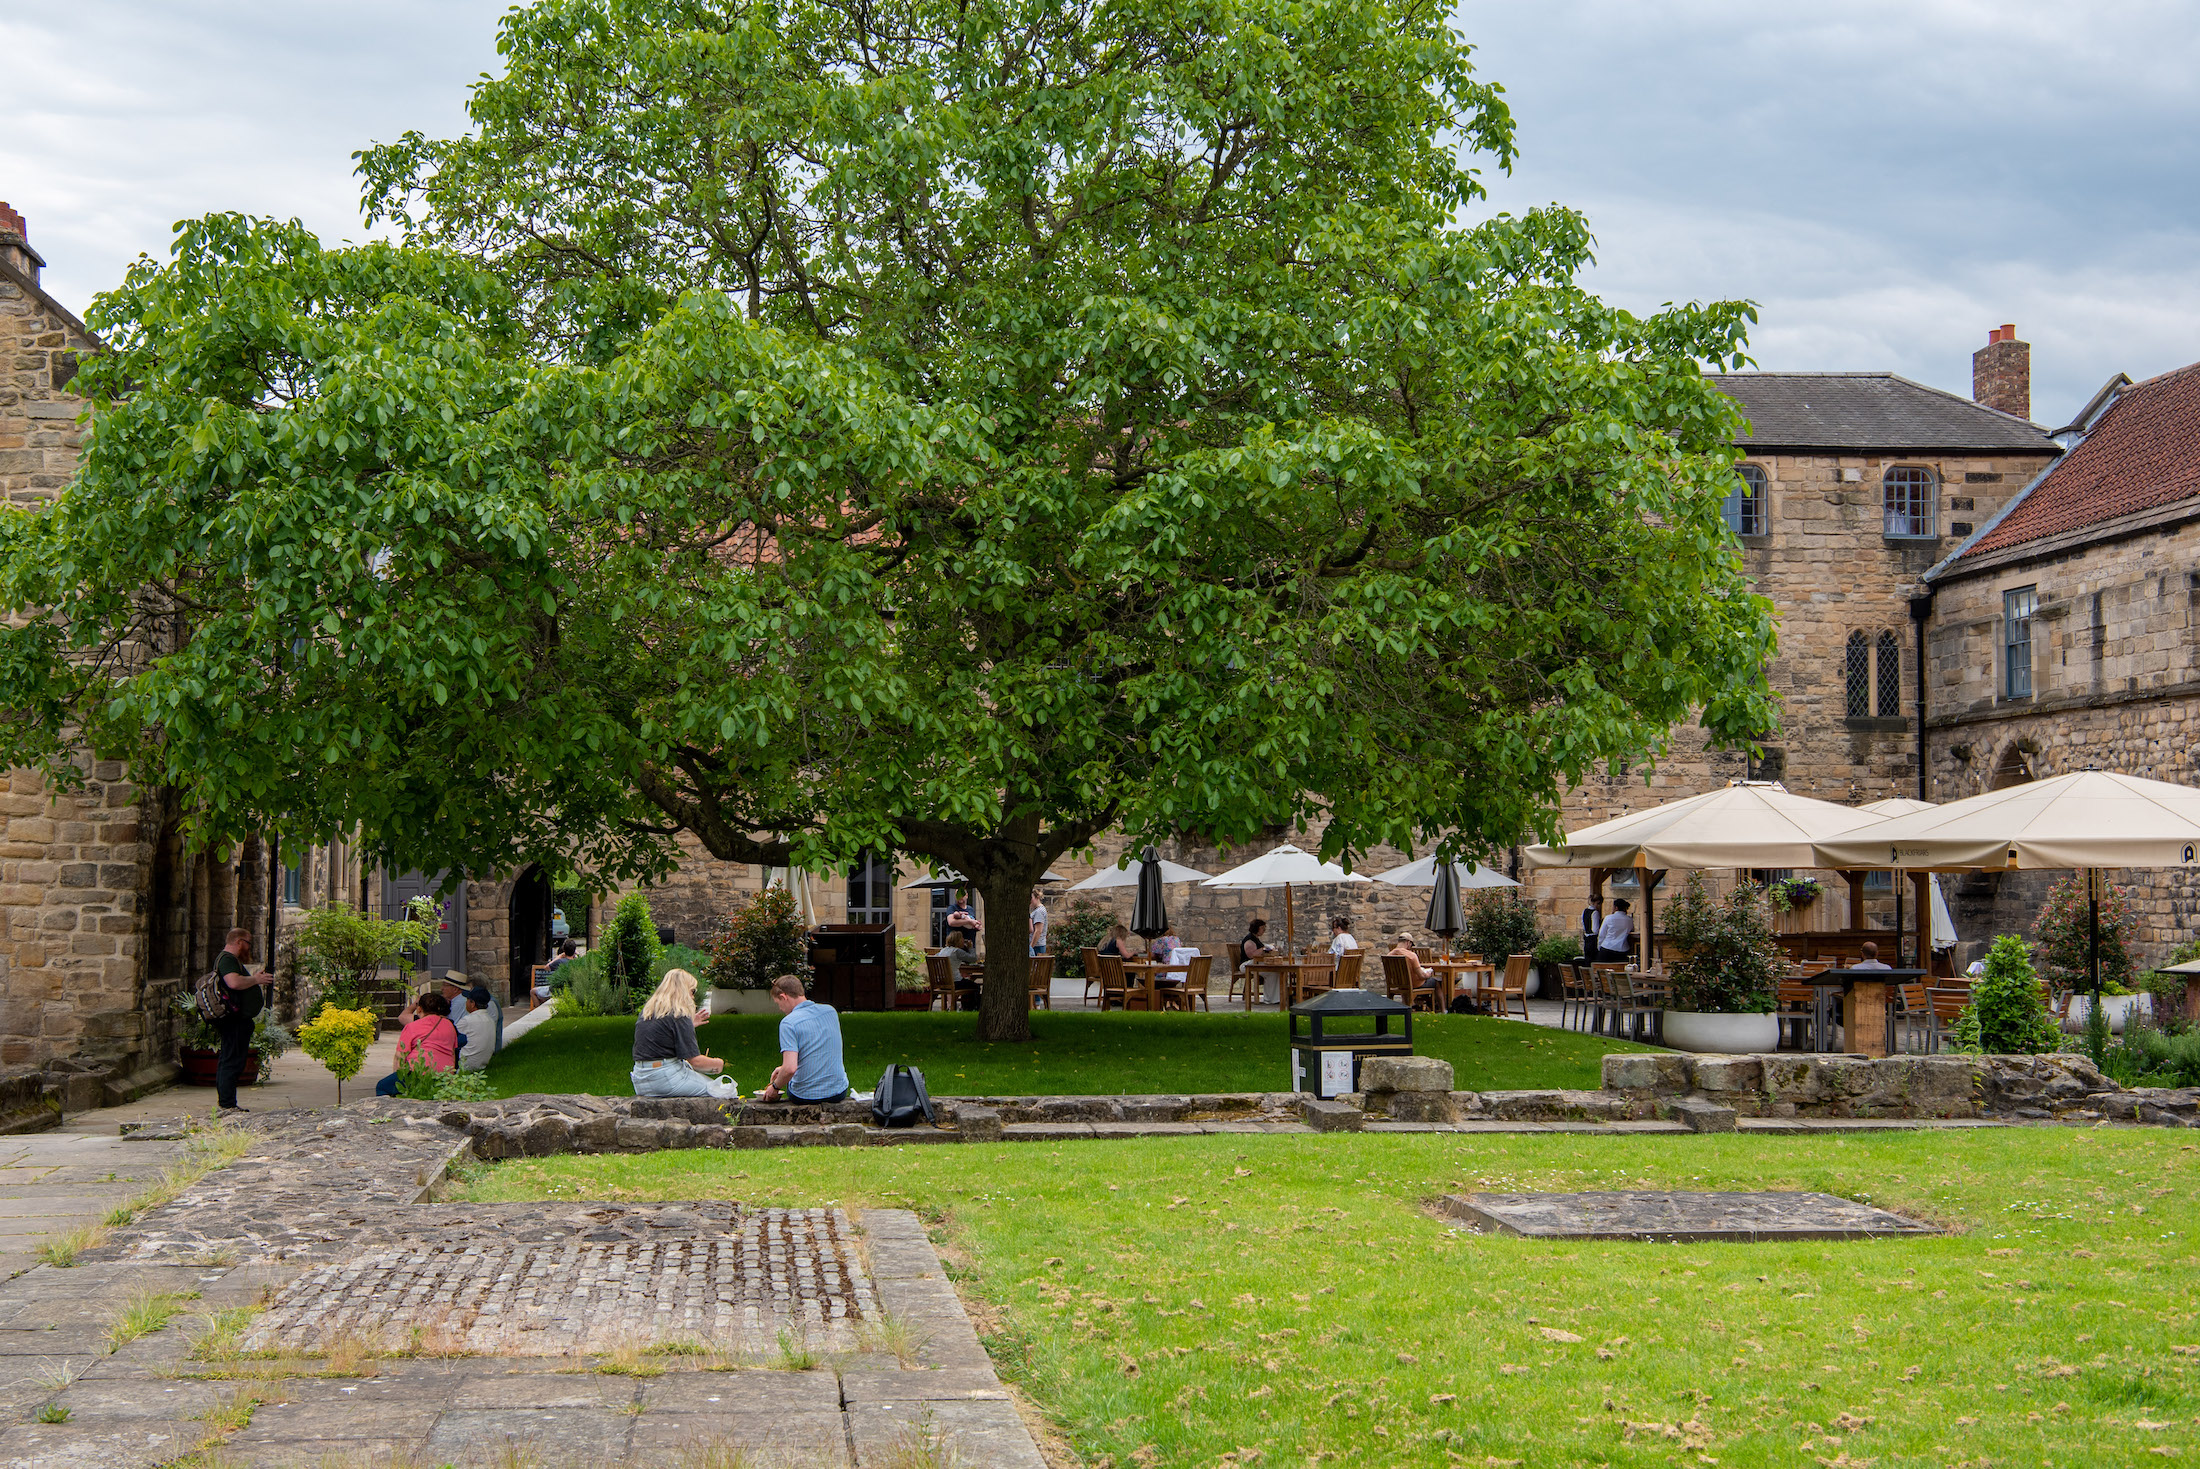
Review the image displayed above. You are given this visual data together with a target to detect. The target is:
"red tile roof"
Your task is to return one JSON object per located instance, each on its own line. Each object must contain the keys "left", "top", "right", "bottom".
{"left": 1963, "top": 359, "right": 2200, "bottom": 558}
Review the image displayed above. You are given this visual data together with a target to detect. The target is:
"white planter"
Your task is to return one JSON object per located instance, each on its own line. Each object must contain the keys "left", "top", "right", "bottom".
{"left": 709, "top": 988, "right": 777, "bottom": 1016}
{"left": 1661, "top": 1010, "right": 1779, "bottom": 1055}
{"left": 2064, "top": 992, "right": 2148, "bottom": 1035}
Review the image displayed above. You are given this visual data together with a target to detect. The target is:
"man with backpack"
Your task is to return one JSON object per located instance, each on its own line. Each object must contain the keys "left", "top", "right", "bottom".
{"left": 208, "top": 927, "right": 275, "bottom": 1111}
{"left": 758, "top": 974, "right": 850, "bottom": 1103}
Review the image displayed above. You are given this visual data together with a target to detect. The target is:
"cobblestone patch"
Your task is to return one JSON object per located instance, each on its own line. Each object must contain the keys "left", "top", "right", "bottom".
{"left": 243, "top": 1208, "right": 870, "bottom": 1356}
{"left": 1440, "top": 1189, "right": 1941, "bottom": 1241}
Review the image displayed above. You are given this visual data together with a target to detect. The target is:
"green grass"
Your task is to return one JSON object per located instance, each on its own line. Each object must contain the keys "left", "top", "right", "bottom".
{"left": 482, "top": 1009, "right": 1655, "bottom": 1099}
{"left": 466, "top": 1128, "right": 2200, "bottom": 1468}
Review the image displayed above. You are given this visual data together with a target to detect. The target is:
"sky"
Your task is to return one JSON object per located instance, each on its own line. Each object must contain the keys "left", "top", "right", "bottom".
{"left": 5, "top": 0, "right": 2196, "bottom": 429}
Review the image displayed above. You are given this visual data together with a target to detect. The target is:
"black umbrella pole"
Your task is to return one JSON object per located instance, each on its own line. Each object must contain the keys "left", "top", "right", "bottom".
{"left": 2089, "top": 868, "right": 2101, "bottom": 1001}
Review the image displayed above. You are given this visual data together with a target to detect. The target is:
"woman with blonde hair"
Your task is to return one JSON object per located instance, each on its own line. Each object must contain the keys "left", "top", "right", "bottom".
{"left": 631, "top": 969, "right": 738, "bottom": 1099}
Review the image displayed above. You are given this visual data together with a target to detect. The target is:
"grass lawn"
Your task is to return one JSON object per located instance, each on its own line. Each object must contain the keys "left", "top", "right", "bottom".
{"left": 482, "top": 1009, "right": 1658, "bottom": 1099}
{"left": 462, "top": 1128, "right": 2200, "bottom": 1468}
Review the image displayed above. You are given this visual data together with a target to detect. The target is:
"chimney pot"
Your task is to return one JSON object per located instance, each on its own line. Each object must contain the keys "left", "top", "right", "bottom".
{"left": 1972, "top": 324, "right": 2031, "bottom": 421}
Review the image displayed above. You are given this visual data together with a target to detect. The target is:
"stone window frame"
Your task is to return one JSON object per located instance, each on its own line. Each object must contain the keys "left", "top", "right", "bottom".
{"left": 1724, "top": 463, "right": 1768, "bottom": 538}
{"left": 2003, "top": 585, "right": 2038, "bottom": 700}
{"left": 1882, "top": 464, "right": 1938, "bottom": 539}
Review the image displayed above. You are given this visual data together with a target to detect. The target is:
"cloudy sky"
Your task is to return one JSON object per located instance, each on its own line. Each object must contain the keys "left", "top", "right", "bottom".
{"left": 6, "top": 0, "right": 2195, "bottom": 427}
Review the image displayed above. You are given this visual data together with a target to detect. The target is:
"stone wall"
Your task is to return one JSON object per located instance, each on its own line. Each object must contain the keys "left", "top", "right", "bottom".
{"left": 1924, "top": 512, "right": 2200, "bottom": 958}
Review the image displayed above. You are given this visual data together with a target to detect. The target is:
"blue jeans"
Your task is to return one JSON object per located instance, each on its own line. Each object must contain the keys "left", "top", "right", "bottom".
{"left": 632, "top": 1060, "right": 739, "bottom": 1100}
{"left": 1030, "top": 944, "right": 1046, "bottom": 956}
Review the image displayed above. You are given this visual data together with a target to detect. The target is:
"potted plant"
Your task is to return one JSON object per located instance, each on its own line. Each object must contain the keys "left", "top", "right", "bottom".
{"left": 173, "top": 991, "right": 294, "bottom": 1086}
{"left": 2034, "top": 876, "right": 2146, "bottom": 1034}
{"left": 1463, "top": 891, "right": 1542, "bottom": 993}
{"left": 1532, "top": 934, "right": 1581, "bottom": 995}
{"left": 893, "top": 936, "right": 932, "bottom": 1008}
{"left": 1659, "top": 874, "right": 1781, "bottom": 1053}
{"left": 2064, "top": 980, "right": 2149, "bottom": 1035}
{"left": 703, "top": 886, "right": 813, "bottom": 1014}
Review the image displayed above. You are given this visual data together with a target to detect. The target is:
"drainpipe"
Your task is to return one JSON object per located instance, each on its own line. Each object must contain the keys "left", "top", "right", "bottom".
{"left": 1908, "top": 592, "right": 1934, "bottom": 802}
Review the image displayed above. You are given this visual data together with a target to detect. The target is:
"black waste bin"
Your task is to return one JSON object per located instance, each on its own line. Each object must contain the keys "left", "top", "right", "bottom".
{"left": 1289, "top": 989, "right": 1413, "bottom": 1098}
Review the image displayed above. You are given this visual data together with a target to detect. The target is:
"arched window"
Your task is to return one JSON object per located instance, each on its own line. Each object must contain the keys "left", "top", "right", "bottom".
{"left": 1845, "top": 631, "right": 1870, "bottom": 718}
{"left": 1724, "top": 463, "right": 1767, "bottom": 537}
{"left": 1883, "top": 465, "right": 1937, "bottom": 538}
{"left": 1875, "top": 631, "right": 1902, "bottom": 717}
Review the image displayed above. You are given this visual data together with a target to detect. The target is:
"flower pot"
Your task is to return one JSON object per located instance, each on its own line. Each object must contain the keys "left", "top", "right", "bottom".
{"left": 1661, "top": 1010, "right": 1779, "bottom": 1055}
{"left": 894, "top": 989, "right": 932, "bottom": 1009}
{"left": 709, "top": 988, "right": 778, "bottom": 1016}
{"left": 178, "top": 1046, "right": 259, "bottom": 1087}
{"left": 2064, "top": 992, "right": 2148, "bottom": 1035}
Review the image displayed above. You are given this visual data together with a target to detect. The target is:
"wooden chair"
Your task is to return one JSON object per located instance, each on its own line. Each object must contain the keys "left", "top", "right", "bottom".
{"left": 1926, "top": 983, "right": 1974, "bottom": 1052}
{"left": 924, "top": 955, "right": 957, "bottom": 1012}
{"left": 1559, "top": 962, "right": 1596, "bottom": 1032}
{"left": 1488, "top": 954, "right": 1532, "bottom": 1021}
{"left": 1611, "top": 968, "right": 1666, "bottom": 1042}
{"left": 1027, "top": 953, "right": 1054, "bottom": 1010}
{"left": 1590, "top": 963, "right": 1630, "bottom": 1035}
{"left": 1080, "top": 948, "right": 1104, "bottom": 1008}
{"left": 1098, "top": 952, "right": 1148, "bottom": 1011}
{"left": 1292, "top": 955, "right": 1337, "bottom": 1006}
{"left": 1888, "top": 978, "right": 1929, "bottom": 1052}
{"left": 1164, "top": 954, "right": 1214, "bottom": 1011}
{"left": 1776, "top": 978, "right": 1821, "bottom": 1050}
{"left": 1380, "top": 953, "right": 1418, "bottom": 1007}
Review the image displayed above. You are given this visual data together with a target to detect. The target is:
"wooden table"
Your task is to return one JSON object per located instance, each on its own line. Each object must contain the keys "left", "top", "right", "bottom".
{"left": 1813, "top": 967, "right": 1926, "bottom": 1058}
{"left": 1426, "top": 960, "right": 1494, "bottom": 1011}
{"left": 1119, "top": 960, "right": 1193, "bottom": 1010}
{"left": 1242, "top": 958, "right": 1335, "bottom": 1010}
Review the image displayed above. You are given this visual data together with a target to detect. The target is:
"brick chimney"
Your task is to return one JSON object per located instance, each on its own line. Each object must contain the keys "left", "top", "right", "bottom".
{"left": 0, "top": 201, "right": 45, "bottom": 285}
{"left": 1972, "top": 323, "right": 2030, "bottom": 421}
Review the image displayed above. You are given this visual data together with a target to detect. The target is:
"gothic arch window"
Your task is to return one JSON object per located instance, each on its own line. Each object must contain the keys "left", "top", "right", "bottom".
{"left": 1724, "top": 463, "right": 1767, "bottom": 537}
{"left": 1883, "top": 465, "right": 1937, "bottom": 538}
{"left": 1845, "top": 631, "right": 1870, "bottom": 718}
{"left": 1875, "top": 631, "right": 1903, "bottom": 717}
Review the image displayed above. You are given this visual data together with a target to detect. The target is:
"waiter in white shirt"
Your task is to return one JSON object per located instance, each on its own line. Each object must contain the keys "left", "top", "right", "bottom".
{"left": 1594, "top": 900, "right": 1635, "bottom": 964}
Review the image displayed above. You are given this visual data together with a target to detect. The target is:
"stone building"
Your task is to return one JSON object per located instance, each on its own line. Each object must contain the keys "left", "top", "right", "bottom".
{"left": 1920, "top": 355, "right": 2200, "bottom": 955}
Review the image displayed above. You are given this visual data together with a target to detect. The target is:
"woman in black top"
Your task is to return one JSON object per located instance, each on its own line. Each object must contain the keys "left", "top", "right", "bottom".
{"left": 1097, "top": 924, "right": 1130, "bottom": 960}
{"left": 631, "top": 969, "right": 739, "bottom": 1099}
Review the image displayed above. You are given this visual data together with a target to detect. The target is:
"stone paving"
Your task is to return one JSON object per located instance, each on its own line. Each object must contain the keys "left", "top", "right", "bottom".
{"left": 0, "top": 1104, "right": 1047, "bottom": 1468}
{"left": 0, "top": 1131, "right": 190, "bottom": 1282}
{"left": 1440, "top": 1189, "right": 1942, "bottom": 1242}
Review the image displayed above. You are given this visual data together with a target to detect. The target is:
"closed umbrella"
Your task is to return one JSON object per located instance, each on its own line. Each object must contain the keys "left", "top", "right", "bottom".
{"left": 1129, "top": 846, "right": 1170, "bottom": 939}
{"left": 1201, "top": 844, "right": 1373, "bottom": 954}
{"left": 1424, "top": 860, "right": 1467, "bottom": 954}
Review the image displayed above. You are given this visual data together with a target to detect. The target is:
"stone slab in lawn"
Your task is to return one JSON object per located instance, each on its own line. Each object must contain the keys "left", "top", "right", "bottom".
{"left": 1439, "top": 1190, "right": 1940, "bottom": 1242}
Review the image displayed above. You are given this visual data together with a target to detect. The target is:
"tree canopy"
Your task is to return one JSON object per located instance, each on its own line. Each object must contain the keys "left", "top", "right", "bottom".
{"left": 0, "top": 0, "right": 1776, "bottom": 1039}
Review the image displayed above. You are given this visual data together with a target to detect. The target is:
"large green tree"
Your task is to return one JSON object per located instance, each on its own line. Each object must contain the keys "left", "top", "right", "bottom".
{"left": 1, "top": 0, "right": 1775, "bottom": 1041}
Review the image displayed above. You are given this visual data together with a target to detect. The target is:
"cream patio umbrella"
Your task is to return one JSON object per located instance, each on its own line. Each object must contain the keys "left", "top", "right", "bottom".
{"left": 1815, "top": 770, "right": 2200, "bottom": 1001}
{"left": 1201, "top": 844, "right": 1372, "bottom": 956}
{"left": 1070, "top": 857, "right": 1214, "bottom": 890}
{"left": 1371, "top": 855, "right": 1519, "bottom": 889}
{"left": 1522, "top": 781, "right": 1890, "bottom": 969}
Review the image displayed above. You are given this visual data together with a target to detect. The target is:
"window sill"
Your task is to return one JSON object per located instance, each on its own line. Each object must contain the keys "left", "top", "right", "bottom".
{"left": 1883, "top": 535, "right": 1942, "bottom": 545}
{"left": 1997, "top": 694, "right": 2035, "bottom": 707}
{"left": 1843, "top": 717, "right": 1911, "bottom": 733}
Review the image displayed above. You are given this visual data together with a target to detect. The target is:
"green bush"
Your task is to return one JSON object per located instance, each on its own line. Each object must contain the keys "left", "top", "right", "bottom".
{"left": 2101, "top": 1022, "right": 2200, "bottom": 1088}
{"left": 552, "top": 948, "right": 617, "bottom": 1018}
{"left": 294, "top": 901, "right": 435, "bottom": 1022}
{"left": 1661, "top": 873, "right": 1779, "bottom": 1014}
{"left": 1053, "top": 900, "right": 1116, "bottom": 977}
{"left": 2034, "top": 875, "right": 2138, "bottom": 999}
{"left": 1951, "top": 934, "right": 2062, "bottom": 1055}
{"left": 391, "top": 1058, "right": 497, "bottom": 1101}
{"left": 1532, "top": 933, "right": 1583, "bottom": 966}
{"left": 703, "top": 886, "right": 812, "bottom": 992}
{"left": 894, "top": 936, "right": 929, "bottom": 992}
{"left": 604, "top": 892, "right": 663, "bottom": 1003}
{"left": 1461, "top": 891, "right": 1539, "bottom": 961}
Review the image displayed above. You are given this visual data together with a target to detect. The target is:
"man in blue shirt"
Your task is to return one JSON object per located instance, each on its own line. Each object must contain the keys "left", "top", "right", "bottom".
{"left": 760, "top": 973, "right": 851, "bottom": 1103}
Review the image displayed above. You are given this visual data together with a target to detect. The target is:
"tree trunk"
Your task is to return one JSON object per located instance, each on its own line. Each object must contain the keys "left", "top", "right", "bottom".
{"left": 975, "top": 872, "right": 1036, "bottom": 1043}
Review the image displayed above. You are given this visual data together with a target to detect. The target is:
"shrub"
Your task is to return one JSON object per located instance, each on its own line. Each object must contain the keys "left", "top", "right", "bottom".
{"left": 1533, "top": 933, "right": 1582, "bottom": 965}
{"left": 2034, "top": 875, "right": 2138, "bottom": 998}
{"left": 703, "top": 886, "right": 812, "bottom": 992}
{"left": 1951, "top": 934, "right": 2062, "bottom": 1055}
{"left": 604, "top": 892, "right": 663, "bottom": 1003}
{"left": 294, "top": 902, "right": 434, "bottom": 1022}
{"left": 1461, "top": 891, "right": 1539, "bottom": 961}
{"left": 894, "top": 936, "right": 929, "bottom": 992}
{"left": 2101, "top": 1021, "right": 2200, "bottom": 1088}
{"left": 1053, "top": 900, "right": 1116, "bottom": 977}
{"left": 391, "top": 1057, "right": 496, "bottom": 1101}
{"left": 172, "top": 991, "right": 293, "bottom": 1067}
{"left": 297, "top": 1006, "right": 380, "bottom": 1102}
{"left": 1661, "top": 874, "right": 1780, "bottom": 1014}
{"left": 552, "top": 949, "right": 617, "bottom": 1018}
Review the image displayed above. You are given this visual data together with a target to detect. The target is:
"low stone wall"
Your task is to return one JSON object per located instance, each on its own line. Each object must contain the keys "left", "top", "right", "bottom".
{"left": 1600, "top": 1051, "right": 2199, "bottom": 1127}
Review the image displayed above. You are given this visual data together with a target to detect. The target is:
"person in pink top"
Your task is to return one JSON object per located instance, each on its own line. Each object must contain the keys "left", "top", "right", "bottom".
{"left": 374, "top": 991, "right": 460, "bottom": 1095}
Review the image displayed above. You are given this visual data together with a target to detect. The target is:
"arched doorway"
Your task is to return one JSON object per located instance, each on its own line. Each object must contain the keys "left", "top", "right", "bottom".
{"left": 507, "top": 866, "right": 555, "bottom": 1005}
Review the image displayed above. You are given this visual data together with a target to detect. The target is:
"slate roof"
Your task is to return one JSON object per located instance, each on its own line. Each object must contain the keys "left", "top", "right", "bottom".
{"left": 1707, "top": 372, "right": 2056, "bottom": 453}
{"left": 1959, "top": 360, "right": 2200, "bottom": 560}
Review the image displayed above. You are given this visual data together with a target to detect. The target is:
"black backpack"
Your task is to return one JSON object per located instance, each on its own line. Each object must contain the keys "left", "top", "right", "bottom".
{"left": 871, "top": 1064, "right": 935, "bottom": 1128}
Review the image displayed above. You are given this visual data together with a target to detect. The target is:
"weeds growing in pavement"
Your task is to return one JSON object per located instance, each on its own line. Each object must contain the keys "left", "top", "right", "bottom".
{"left": 774, "top": 1327, "right": 821, "bottom": 1371}
{"left": 35, "top": 1403, "right": 71, "bottom": 1424}
{"left": 880, "top": 1415, "right": 964, "bottom": 1469}
{"left": 594, "top": 1339, "right": 667, "bottom": 1377}
{"left": 194, "top": 1384, "right": 263, "bottom": 1434}
{"left": 187, "top": 1307, "right": 260, "bottom": 1361}
{"left": 857, "top": 1307, "right": 930, "bottom": 1367}
{"left": 106, "top": 1289, "right": 196, "bottom": 1351}
{"left": 30, "top": 1358, "right": 82, "bottom": 1394}
{"left": 314, "top": 1331, "right": 382, "bottom": 1378}
{"left": 671, "top": 1440, "right": 763, "bottom": 1469}
{"left": 648, "top": 1336, "right": 711, "bottom": 1356}
{"left": 35, "top": 1222, "right": 110, "bottom": 1268}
